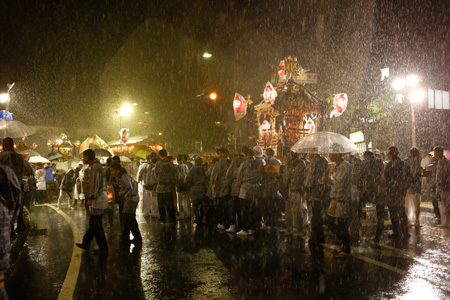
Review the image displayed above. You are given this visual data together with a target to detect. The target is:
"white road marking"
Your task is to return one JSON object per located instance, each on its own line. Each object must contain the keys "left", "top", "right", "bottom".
{"left": 44, "top": 204, "right": 82, "bottom": 300}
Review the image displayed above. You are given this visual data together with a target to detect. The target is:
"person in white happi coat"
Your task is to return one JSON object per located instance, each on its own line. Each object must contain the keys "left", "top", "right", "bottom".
{"left": 137, "top": 153, "right": 158, "bottom": 217}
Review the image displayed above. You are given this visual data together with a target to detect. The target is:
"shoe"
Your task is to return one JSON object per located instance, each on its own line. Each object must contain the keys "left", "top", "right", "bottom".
{"left": 248, "top": 229, "right": 255, "bottom": 235}
{"left": 225, "top": 225, "right": 236, "bottom": 233}
{"left": 76, "top": 243, "right": 89, "bottom": 251}
{"left": 374, "top": 236, "right": 380, "bottom": 243}
{"left": 236, "top": 230, "right": 248, "bottom": 236}
{"left": 414, "top": 222, "right": 421, "bottom": 228}
{"left": 217, "top": 224, "right": 226, "bottom": 230}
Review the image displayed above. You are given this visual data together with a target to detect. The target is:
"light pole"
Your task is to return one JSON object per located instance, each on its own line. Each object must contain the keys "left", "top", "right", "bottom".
{"left": 393, "top": 75, "right": 424, "bottom": 147}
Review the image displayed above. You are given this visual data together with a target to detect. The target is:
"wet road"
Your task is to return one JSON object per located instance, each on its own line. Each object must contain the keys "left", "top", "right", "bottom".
{"left": 6, "top": 202, "right": 450, "bottom": 300}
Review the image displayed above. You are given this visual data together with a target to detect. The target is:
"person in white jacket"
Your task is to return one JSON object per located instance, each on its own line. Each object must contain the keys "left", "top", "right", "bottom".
{"left": 76, "top": 149, "right": 108, "bottom": 254}
{"left": 111, "top": 163, "right": 142, "bottom": 244}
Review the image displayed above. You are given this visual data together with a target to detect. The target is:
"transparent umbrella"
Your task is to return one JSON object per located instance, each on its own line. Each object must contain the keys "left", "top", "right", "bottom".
{"left": 0, "top": 120, "right": 36, "bottom": 139}
{"left": 46, "top": 152, "right": 63, "bottom": 160}
{"left": 291, "top": 131, "right": 358, "bottom": 154}
{"left": 29, "top": 156, "right": 51, "bottom": 164}
{"left": 19, "top": 149, "right": 41, "bottom": 157}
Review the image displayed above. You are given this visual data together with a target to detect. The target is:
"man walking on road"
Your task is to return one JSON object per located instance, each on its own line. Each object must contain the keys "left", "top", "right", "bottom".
{"left": 154, "top": 149, "right": 178, "bottom": 224}
{"left": 110, "top": 163, "right": 142, "bottom": 245}
{"left": 76, "top": 149, "right": 108, "bottom": 254}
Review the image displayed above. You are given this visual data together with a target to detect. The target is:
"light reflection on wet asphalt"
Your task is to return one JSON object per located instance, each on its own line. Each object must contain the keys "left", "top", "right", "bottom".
{"left": 6, "top": 204, "right": 450, "bottom": 299}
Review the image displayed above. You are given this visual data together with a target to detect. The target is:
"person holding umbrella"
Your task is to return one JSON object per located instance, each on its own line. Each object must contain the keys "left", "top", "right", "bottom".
{"left": 323, "top": 143, "right": 353, "bottom": 258}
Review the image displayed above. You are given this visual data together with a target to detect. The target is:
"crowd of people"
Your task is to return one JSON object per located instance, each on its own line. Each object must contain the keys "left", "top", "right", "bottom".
{"left": 0, "top": 136, "right": 449, "bottom": 297}
{"left": 134, "top": 144, "right": 450, "bottom": 258}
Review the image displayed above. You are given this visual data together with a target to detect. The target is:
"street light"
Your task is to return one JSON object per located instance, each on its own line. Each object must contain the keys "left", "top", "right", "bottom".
{"left": 202, "top": 52, "right": 212, "bottom": 58}
{"left": 393, "top": 76, "right": 424, "bottom": 146}
{"left": 118, "top": 104, "right": 132, "bottom": 129}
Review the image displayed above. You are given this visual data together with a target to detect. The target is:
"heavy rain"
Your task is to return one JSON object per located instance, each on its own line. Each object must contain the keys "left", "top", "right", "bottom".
{"left": 0, "top": 0, "right": 449, "bottom": 299}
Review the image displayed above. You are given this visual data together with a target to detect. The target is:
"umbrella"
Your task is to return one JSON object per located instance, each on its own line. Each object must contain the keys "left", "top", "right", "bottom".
{"left": 20, "top": 149, "right": 41, "bottom": 157}
{"left": 429, "top": 150, "right": 450, "bottom": 161}
{"left": 79, "top": 135, "right": 114, "bottom": 155}
{"left": 55, "top": 161, "right": 68, "bottom": 171}
{"left": 291, "top": 131, "right": 358, "bottom": 154}
{"left": 94, "top": 148, "right": 113, "bottom": 157}
{"left": 46, "top": 152, "right": 63, "bottom": 160}
{"left": 0, "top": 120, "right": 36, "bottom": 139}
{"left": 119, "top": 155, "right": 132, "bottom": 163}
{"left": 131, "top": 145, "right": 153, "bottom": 159}
{"left": 29, "top": 156, "right": 51, "bottom": 164}
{"left": 65, "top": 159, "right": 83, "bottom": 169}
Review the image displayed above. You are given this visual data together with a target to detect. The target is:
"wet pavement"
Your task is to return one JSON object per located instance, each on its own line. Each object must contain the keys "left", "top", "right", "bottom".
{"left": 5, "top": 202, "right": 450, "bottom": 300}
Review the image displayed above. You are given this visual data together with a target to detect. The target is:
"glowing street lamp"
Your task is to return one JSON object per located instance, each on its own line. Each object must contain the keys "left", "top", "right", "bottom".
{"left": 118, "top": 104, "right": 132, "bottom": 129}
{"left": 393, "top": 78, "right": 405, "bottom": 91}
{"left": 202, "top": 52, "right": 212, "bottom": 58}
{"left": 393, "top": 75, "right": 424, "bottom": 146}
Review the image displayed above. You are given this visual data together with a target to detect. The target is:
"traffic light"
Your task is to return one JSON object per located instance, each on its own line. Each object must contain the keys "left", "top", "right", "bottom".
{"left": 209, "top": 92, "right": 218, "bottom": 100}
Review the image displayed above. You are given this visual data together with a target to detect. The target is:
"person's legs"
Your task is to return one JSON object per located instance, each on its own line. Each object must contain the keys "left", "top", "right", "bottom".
{"left": 336, "top": 218, "right": 350, "bottom": 253}
{"left": 92, "top": 215, "right": 108, "bottom": 251}
{"left": 388, "top": 206, "right": 401, "bottom": 239}
{"left": 414, "top": 193, "right": 421, "bottom": 226}
{"left": 399, "top": 206, "right": 409, "bottom": 238}
{"left": 240, "top": 199, "right": 251, "bottom": 231}
{"left": 157, "top": 193, "right": 167, "bottom": 223}
{"left": 67, "top": 192, "right": 73, "bottom": 209}
{"left": 121, "top": 214, "right": 131, "bottom": 242}
{"left": 285, "top": 200, "right": 293, "bottom": 231}
{"left": 375, "top": 204, "right": 385, "bottom": 241}
{"left": 81, "top": 216, "right": 96, "bottom": 247}
{"left": 310, "top": 199, "right": 324, "bottom": 243}
{"left": 130, "top": 214, "right": 142, "bottom": 241}
{"left": 57, "top": 190, "right": 64, "bottom": 207}
{"left": 432, "top": 194, "right": 441, "bottom": 220}
{"left": 167, "top": 192, "right": 177, "bottom": 223}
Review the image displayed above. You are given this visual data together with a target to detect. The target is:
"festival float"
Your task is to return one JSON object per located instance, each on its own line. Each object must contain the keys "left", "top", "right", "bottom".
{"left": 233, "top": 55, "right": 348, "bottom": 155}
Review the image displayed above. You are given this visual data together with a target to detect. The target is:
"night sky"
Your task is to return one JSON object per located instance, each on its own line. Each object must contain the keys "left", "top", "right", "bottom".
{"left": 0, "top": 0, "right": 448, "bottom": 151}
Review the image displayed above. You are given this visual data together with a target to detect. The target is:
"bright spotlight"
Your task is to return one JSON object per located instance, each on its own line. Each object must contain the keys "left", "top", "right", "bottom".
{"left": 119, "top": 104, "right": 132, "bottom": 117}
{"left": 393, "top": 78, "right": 405, "bottom": 91}
{"left": 406, "top": 75, "right": 419, "bottom": 87}
{"left": 202, "top": 52, "right": 212, "bottom": 58}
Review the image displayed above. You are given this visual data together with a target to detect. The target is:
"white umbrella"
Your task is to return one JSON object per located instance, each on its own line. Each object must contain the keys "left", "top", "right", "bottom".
{"left": 291, "top": 131, "right": 358, "bottom": 154}
{"left": 55, "top": 161, "right": 69, "bottom": 171}
{"left": 29, "top": 156, "right": 51, "bottom": 164}
{"left": 20, "top": 149, "right": 41, "bottom": 157}
{"left": 119, "top": 155, "right": 132, "bottom": 163}
{"left": 65, "top": 159, "right": 82, "bottom": 169}
{"left": 0, "top": 120, "right": 36, "bottom": 139}
{"left": 46, "top": 152, "right": 63, "bottom": 160}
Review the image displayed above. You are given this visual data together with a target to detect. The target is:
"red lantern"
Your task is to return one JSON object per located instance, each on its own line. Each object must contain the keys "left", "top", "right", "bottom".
{"left": 263, "top": 81, "right": 277, "bottom": 104}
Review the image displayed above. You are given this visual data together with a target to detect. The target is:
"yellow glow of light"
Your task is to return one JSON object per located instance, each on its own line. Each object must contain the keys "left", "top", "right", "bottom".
{"left": 119, "top": 104, "right": 132, "bottom": 117}
{"left": 209, "top": 92, "right": 217, "bottom": 100}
